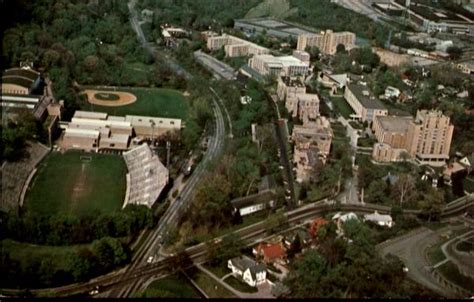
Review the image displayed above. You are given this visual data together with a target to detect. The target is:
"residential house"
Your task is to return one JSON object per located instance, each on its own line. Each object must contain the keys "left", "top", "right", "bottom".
{"left": 253, "top": 242, "right": 287, "bottom": 265}
{"left": 363, "top": 211, "right": 394, "bottom": 228}
{"left": 228, "top": 256, "right": 267, "bottom": 287}
{"left": 332, "top": 212, "right": 358, "bottom": 237}
{"left": 384, "top": 86, "right": 401, "bottom": 99}
{"left": 284, "top": 228, "right": 312, "bottom": 250}
{"left": 460, "top": 153, "right": 474, "bottom": 174}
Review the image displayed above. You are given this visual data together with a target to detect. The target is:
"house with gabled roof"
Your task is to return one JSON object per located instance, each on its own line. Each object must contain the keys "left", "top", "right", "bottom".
{"left": 253, "top": 242, "right": 287, "bottom": 265}
{"left": 228, "top": 256, "right": 267, "bottom": 287}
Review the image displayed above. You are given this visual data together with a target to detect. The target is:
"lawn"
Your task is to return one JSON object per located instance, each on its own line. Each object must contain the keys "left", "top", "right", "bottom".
{"left": 357, "top": 137, "right": 376, "bottom": 148}
{"left": 464, "top": 177, "right": 474, "bottom": 193}
{"left": 204, "top": 263, "right": 229, "bottom": 279}
{"left": 426, "top": 241, "right": 446, "bottom": 265}
{"left": 1, "top": 239, "right": 87, "bottom": 277}
{"left": 187, "top": 268, "right": 236, "bottom": 298}
{"left": 80, "top": 87, "right": 188, "bottom": 119}
{"left": 437, "top": 261, "right": 474, "bottom": 292}
{"left": 225, "top": 276, "right": 258, "bottom": 293}
{"left": 331, "top": 96, "right": 354, "bottom": 119}
{"left": 140, "top": 274, "right": 201, "bottom": 298}
{"left": 25, "top": 151, "right": 126, "bottom": 217}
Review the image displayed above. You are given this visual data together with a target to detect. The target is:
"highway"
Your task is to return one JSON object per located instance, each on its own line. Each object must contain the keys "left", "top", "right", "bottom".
{"left": 194, "top": 50, "right": 237, "bottom": 81}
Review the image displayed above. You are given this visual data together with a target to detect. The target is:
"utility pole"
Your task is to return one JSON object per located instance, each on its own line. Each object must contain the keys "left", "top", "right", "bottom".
{"left": 166, "top": 141, "right": 171, "bottom": 168}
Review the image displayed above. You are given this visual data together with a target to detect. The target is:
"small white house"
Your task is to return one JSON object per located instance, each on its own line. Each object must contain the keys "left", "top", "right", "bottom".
{"left": 385, "top": 86, "right": 401, "bottom": 99}
{"left": 228, "top": 256, "right": 266, "bottom": 287}
{"left": 363, "top": 211, "right": 393, "bottom": 228}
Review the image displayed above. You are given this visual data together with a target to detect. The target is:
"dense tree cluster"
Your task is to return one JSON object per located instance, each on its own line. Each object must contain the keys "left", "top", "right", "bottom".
{"left": 283, "top": 219, "right": 437, "bottom": 298}
{"left": 0, "top": 237, "right": 129, "bottom": 289}
{"left": 0, "top": 205, "right": 154, "bottom": 246}
{"left": 331, "top": 47, "right": 381, "bottom": 74}
{"left": 1, "top": 110, "right": 46, "bottom": 162}
{"left": 135, "top": 0, "right": 260, "bottom": 31}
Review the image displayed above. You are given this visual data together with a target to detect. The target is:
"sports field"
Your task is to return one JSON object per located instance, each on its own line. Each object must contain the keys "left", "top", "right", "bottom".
{"left": 80, "top": 87, "right": 188, "bottom": 119}
{"left": 25, "top": 151, "right": 127, "bottom": 217}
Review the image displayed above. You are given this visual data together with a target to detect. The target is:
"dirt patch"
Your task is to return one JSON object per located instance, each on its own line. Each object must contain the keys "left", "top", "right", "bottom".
{"left": 82, "top": 89, "right": 137, "bottom": 107}
{"left": 70, "top": 163, "right": 87, "bottom": 213}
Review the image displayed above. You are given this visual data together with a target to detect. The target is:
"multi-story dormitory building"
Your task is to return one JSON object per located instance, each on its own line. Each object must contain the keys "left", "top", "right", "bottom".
{"left": 297, "top": 30, "right": 356, "bottom": 55}
{"left": 205, "top": 33, "right": 270, "bottom": 58}
{"left": 372, "top": 110, "right": 454, "bottom": 166}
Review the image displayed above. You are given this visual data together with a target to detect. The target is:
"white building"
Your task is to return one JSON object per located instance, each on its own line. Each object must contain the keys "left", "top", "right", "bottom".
{"left": 228, "top": 256, "right": 267, "bottom": 287}
{"left": 384, "top": 86, "right": 401, "bottom": 99}
{"left": 363, "top": 211, "right": 393, "bottom": 228}
{"left": 248, "top": 54, "right": 309, "bottom": 77}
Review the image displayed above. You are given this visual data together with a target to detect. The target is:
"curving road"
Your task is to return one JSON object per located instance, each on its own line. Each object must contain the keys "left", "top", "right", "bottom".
{"left": 107, "top": 94, "right": 226, "bottom": 298}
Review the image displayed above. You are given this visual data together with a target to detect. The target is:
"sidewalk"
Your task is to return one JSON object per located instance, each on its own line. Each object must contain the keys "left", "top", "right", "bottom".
{"left": 196, "top": 264, "right": 275, "bottom": 299}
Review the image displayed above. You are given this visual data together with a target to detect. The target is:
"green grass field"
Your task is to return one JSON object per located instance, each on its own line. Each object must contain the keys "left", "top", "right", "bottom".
{"left": 331, "top": 96, "right": 354, "bottom": 119}
{"left": 140, "top": 274, "right": 201, "bottom": 298}
{"left": 1, "top": 239, "right": 88, "bottom": 275}
{"left": 25, "top": 151, "right": 126, "bottom": 217}
{"left": 81, "top": 87, "right": 188, "bottom": 119}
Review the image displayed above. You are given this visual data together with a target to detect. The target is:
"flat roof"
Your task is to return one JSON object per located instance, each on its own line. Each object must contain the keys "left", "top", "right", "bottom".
{"left": 125, "top": 115, "right": 181, "bottom": 129}
{"left": 101, "top": 134, "right": 130, "bottom": 144}
{"left": 73, "top": 110, "right": 108, "bottom": 120}
{"left": 376, "top": 115, "right": 412, "bottom": 133}
{"left": 347, "top": 83, "right": 387, "bottom": 110}
{"left": 65, "top": 128, "right": 100, "bottom": 138}
{"left": 70, "top": 117, "right": 132, "bottom": 128}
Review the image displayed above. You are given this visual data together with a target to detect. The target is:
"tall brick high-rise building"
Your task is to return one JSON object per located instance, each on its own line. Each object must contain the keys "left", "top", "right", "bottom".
{"left": 405, "top": 110, "right": 454, "bottom": 166}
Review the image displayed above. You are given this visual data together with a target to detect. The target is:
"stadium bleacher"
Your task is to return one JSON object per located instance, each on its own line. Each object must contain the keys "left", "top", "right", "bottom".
{"left": 122, "top": 144, "right": 168, "bottom": 208}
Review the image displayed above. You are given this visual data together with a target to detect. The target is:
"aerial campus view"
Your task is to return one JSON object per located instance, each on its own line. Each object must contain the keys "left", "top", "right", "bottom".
{"left": 0, "top": 0, "right": 473, "bottom": 299}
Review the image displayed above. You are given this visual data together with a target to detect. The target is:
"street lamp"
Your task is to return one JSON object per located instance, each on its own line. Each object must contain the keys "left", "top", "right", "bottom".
{"left": 150, "top": 120, "right": 156, "bottom": 144}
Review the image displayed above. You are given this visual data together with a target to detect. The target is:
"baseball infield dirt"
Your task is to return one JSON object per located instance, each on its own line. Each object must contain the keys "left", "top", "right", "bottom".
{"left": 82, "top": 89, "right": 137, "bottom": 107}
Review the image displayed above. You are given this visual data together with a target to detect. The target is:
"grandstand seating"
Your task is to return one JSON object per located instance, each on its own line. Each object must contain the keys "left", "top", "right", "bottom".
{"left": 122, "top": 144, "right": 168, "bottom": 208}
{"left": 0, "top": 142, "right": 50, "bottom": 213}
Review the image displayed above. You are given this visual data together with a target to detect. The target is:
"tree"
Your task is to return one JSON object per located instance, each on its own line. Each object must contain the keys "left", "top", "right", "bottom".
{"left": 305, "top": 46, "right": 320, "bottom": 61}
{"left": 336, "top": 43, "right": 346, "bottom": 54}
{"left": 287, "top": 233, "right": 302, "bottom": 259}
{"left": 446, "top": 46, "right": 463, "bottom": 60}
{"left": 265, "top": 210, "right": 288, "bottom": 234}
{"left": 418, "top": 188, "right": 444, "bottom": 222}
{"left": 393, "top": 174, "right": 415, "bottom": 206}
{"left": 208, "top": 233, "right": 244, "bottom": 266}
{"left": 91, "top": 237, "right": 128, "bottom": 272}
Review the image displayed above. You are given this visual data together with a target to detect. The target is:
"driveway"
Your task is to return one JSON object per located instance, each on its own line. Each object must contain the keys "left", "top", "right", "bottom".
{"left": 197, "top": 264, "right": 275, "bottom": 299}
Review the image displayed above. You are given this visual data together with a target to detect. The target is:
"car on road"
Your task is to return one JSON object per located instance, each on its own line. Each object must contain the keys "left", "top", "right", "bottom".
{"left": 147, "top": 256, "right": 154, "bottom": 264}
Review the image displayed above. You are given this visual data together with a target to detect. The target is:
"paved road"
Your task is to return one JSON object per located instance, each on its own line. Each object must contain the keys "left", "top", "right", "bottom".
{"left": 109, "top": 96, "right": 226, "bottom": 298}
{"left": 128, "top": 0, "right": 191, "bottom": 80}
{"left": 194, "top": 50, "right": 237, "bottom": 81}
{"left": 378, "top": 225, "right": 469, "bottom": 298}
{"left": 105, "top": 1, "right": 227, "bottom": 298}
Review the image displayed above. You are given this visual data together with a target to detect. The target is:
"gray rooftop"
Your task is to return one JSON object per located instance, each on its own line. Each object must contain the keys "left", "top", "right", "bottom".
{"left": 347, "top": 83, "right": 387, "bottom": 110}
{"left": 230, "top": 256, "right": 266, "bottom": 279}
{"left": 376, "top": 116, "right": 413, "bottom": 133}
